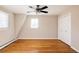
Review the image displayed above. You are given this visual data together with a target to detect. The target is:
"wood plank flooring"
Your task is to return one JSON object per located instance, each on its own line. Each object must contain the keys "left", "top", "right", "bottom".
{"left": 0, "top": 39, "right": 76, "bottom": 53}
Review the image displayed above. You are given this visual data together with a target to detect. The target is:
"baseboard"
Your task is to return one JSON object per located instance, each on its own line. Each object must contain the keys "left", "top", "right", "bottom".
{"left": 0, "top": 39, "right": 17, "bottom": 49}
{"left": 71, "top": 46, "right": 79, "bottom": 52}
{"left": 59, "top": 39, "right": 71, "bottom": 46}
{"left": 18, "top": 38, "right": 58, "bottom": 40}
{"left": 59, "top": 39, "right": 79, "bottom": 52}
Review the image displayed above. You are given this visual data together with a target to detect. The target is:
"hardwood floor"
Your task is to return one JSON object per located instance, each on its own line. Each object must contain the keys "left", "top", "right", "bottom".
{"left": 0, "top": 39, "right": 76, "bottom": 53}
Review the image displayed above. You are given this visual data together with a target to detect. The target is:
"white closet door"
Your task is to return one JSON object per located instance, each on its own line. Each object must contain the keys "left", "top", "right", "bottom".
{"left": 58, "top": 13, "right": 71, "bottom": 45}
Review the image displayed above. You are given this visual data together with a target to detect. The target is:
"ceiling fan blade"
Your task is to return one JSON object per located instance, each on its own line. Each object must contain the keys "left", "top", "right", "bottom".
{"left": 40, "top": 6, "right": 48, "bottom": 10}
{"left": 29, "top": 6, "right": 33, "bottom": 8}
{"left": 40, "top": 11, "right": 48, "bottom": 13}
{"left": 29, "top": 6, "right": 35, "bottom": 9}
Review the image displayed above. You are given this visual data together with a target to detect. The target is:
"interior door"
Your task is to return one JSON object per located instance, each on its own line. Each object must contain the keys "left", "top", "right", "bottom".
{"left": 58, "top": 13, "right": 71, "bottom": 45}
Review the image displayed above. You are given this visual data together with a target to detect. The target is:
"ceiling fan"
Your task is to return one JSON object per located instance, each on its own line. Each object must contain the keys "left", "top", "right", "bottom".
{"left": 28, "top": 5, "right": 48, "bottom": 14}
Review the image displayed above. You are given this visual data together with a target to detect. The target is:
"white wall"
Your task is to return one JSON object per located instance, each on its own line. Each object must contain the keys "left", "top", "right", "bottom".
{"left": 0, "top": 7, "right": 15, "bottom": 47}
{"left": 71, "top": 7, "right": 79, "bottom": 52}
{"left": 14, "top": 14, "right": 27, "bottom": 38}
{"left": 0, "top": 12, "right": 15, "bottom": 47}
{"left": 18, "top": 15, "right": 58, "bottom": 39}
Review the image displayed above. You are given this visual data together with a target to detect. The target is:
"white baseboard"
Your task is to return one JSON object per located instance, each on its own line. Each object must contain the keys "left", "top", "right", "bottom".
{"left": 0, "top": 39, "right": 17, "bottom": 49}
{"left": 59, "top": 39, "right": 79, "bottom": 52}
{"left": 71, "top": 46, "right": 79, "bottom": 52}
{"left": 18, "top": 38, "right": 58, "bottom": 39}
{"left": 59, "top": 39, "right": 71, "bottom": 46}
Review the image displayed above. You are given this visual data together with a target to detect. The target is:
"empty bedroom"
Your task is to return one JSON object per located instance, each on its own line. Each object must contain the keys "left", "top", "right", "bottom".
{"left": 0, "top": 5, "right": 79, "bottom": 53}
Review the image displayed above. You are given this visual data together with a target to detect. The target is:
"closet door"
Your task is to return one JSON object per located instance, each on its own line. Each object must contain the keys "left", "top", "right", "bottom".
{"left": 58, "top": 13, "right": 71, "bottom": 45}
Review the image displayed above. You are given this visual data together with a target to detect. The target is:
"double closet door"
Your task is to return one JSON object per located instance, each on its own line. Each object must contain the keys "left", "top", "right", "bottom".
{"left": 58, "top": 13, "right": 71, "bottom": 45}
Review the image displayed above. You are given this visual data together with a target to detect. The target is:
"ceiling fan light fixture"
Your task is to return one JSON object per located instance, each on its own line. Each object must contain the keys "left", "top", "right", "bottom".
{"left": 28, "top": 5, "right": 48, "bottom": 14}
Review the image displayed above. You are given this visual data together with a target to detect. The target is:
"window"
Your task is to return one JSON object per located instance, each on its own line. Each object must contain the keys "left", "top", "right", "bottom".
{"left": 31, "top": 18, "right": 39, "bottom": 29}
{"left": 0, "top": 11, "right": 8, "bottom": 28}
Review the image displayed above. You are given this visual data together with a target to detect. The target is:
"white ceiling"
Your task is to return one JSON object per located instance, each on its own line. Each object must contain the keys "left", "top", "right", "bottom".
{"left": 1, "top": 5, "right": 70, "bottom": 15}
